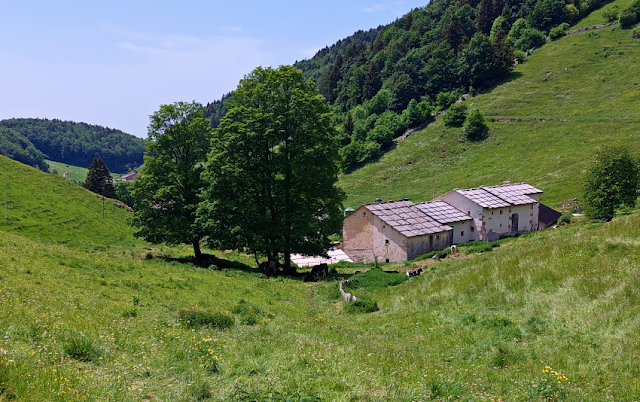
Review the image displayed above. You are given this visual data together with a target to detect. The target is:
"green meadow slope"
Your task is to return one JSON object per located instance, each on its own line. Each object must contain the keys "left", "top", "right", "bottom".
{"left": 2, "top": 151, "right": 640, "bottom": 400}
{"left": 339, "top": 0, "right": 640, "bottom": 209}
{"left": 0, "top": 156, "right": 137, "bottom": 246}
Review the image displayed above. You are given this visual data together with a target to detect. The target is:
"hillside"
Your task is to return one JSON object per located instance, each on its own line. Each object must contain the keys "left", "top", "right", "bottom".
{"left": 339, "top": 0, "right": 640, "bottom": 209}
{"left": 1, "top": 162, "right": 640, "bottom": 400}
{"left": 0, "top": 155, "right": 137, "bottom": 246}
{"left": 0, "top": 118, "right": 145, "bottom": 173}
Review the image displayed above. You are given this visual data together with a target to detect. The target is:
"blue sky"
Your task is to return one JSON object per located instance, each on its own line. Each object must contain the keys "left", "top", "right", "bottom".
{"left": 0, "top": 1, "right": 427, "bottom": 137}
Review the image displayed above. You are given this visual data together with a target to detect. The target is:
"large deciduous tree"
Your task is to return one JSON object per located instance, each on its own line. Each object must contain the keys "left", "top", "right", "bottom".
{"left": 584, "top": 145, "right": 640, "bottom": 220}
{"left": 131, "top": 102, "right": 211, "bottom": 260}
{"left": 199, "top": 66, "right": 345, "bottom": 272}
{"left": 83, "top": 157, "right": 116, "bottom": 198}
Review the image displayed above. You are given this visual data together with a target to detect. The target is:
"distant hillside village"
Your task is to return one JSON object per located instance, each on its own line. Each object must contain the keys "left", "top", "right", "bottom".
{"left": 343, "top": 182, "right": 561, "bottom": 263}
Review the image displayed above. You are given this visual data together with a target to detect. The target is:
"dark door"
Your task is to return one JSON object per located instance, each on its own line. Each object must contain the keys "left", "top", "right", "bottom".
{"left": 511, "top": 213, "right": 519, "bottom": 231}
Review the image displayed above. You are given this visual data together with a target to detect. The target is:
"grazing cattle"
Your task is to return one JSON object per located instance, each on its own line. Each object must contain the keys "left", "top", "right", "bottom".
{"left": 450, "top": 245, "right": 458, "bottom": 254}
{"left": 259, "top": 260, "right": 282, "bottom": 277}
{"left": 311, "top": 263, "right": 328, "bottom": 278}
{"left": 406, "top": 268, "right": 423, "bottom": 277}
{"left": 303, "top": 273, "right": 317, "bottom": 282}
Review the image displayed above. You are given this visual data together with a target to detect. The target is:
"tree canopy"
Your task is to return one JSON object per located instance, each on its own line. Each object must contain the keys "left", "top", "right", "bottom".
{"left": 83, "top": 157, "right": 116, "bottom": 198}
{"left": 199, "top": 66, "right": 345, "bottom": 271}
{"left": 131, "top": 102, "right": 212, "bottom": 260}
{"left": 583, "top": 145, "right": 640, "bottom": 220}
{"left": 0, "top": 118, "right": 144, "bottom": 173}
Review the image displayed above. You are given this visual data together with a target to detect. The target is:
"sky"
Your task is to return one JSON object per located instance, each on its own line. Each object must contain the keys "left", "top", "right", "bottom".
{"left": 0, "top": 1, "right": 428, "bottom": 138}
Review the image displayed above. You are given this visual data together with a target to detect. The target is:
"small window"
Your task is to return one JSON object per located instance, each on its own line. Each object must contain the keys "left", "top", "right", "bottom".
{"left": 461, "top": 231, "right": 464, "bottom": 236}
{"left": 471, "top": 227, "right": 474, "bottom": 232}
{"left": 492, "top": 211, "right": 494, "bottom": 215}
{"left": 382, "top": 225, "right": 386, "bottom": 228}
{"left": 500, "top": 210, "right": 503, "bottom": 214}
{"left": 385, "top": 259, "right": 389, "bottom": 263}
{"left": 436, "top": 235, "right": 440, "bottom": 240}
{"left": 500, "top": 223, "right": 502, "bottom": 228}
{"left": 468, "top": 211, "right": 470, "bottom": 215}
{"left": 385, "top": 239, "right": 389, "bottom": 244}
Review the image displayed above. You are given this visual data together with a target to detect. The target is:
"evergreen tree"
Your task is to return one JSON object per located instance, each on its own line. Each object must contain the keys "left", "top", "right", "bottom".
{"left": 463, "top": 109, "right": 490, "bottom": 140}
{"left": 584, "top": 146, "right": 640, "bottom": 220}
{"left": 478, "top": 0, "right": 494, "bottom": 34}
{"left": 362, "top": 62, "right": 382, "bottom": 102}
{"left": 83, "top": 157, "right": 116, "bottom": 198}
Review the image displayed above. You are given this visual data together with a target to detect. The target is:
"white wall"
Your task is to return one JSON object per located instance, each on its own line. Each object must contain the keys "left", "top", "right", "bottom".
{"left": 343, "top": 206, "right": 375, "bottom": 263}
{"left": 372, "top": 215, "right": 409, "bottom": 263}
{"left": 449, "top": 220, "right": 475, "bottom": 244}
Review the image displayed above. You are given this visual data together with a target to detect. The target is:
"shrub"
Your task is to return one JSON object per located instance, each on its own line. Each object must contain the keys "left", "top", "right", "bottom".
{"left": 514, "top": 28, "right": 547, "bottom": 51}
{"left": 619, "top": 7, "right": 639, "bottom": 29}
{"left": 558, "top": 213, "right": 572, "bottom": 225}
{"left": 343, "top": 268, "right": 407, "bottom": 291}
{"left": 63, "top": 335, "right": 101, "bottom": 362}
{"left": 549, "top": 23, "right": 570, "bottom": 40}
{"left": 178, "top": 309, "right": 235, "bottom": 330}
{"left": 602, "top": 5, "right": 620, "bottom": 22}
{"left": 435, "top": 91, "right": 460, "bottom": 110}
{"left": 344, "top": 299, "right": 379, "bottom": 314}
{"left": 122, "top": 308, "right": 138, "bottom": 318}
{"left": 443, "top": 103, "right": 468, "bottom": 127}
{"left": 463, "top": 109, "right": 489, "bottom": 141}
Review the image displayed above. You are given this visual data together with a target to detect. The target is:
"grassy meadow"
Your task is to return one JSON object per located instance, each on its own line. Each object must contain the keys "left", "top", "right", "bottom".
{"left": 339, "top": 0, "right": 640, "bottom": 209}
{"left": 1, "top": 155, "right": 640, "bottom": 400}
{"left": 46, "top": 160, "right": 122, "bottom": 185}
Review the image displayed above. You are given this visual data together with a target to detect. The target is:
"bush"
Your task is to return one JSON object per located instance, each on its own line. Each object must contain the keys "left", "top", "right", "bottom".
{"left": 443, "top": 103, "right": 468, "bottom": 127}
{"left": 436, "top": 91, "right": 460, "bottom": 110}
{"left": 178, "top": 309, "right": 235, "bottom": 330}
{"left": 549, "top": 23, "right": 570, "bottom": 40}
{"left": 344, "top": 299, "right": 379, "bottom": 314}
{"left": 602, "top": 5, "right": 620, "bottom": 22}
{"left": 343, "top": 268, "right": 407, "bottom": 291}
{"left": 514, "top": 28, "right": 547, "bottom": 51}
{"left": 63, "top": 335, "right": 101, "bottom": 362}
{"left": 463, "top": 109, "right": 489, "bottom": 141}
{"left": 619, "top": 7, "right": 639, "bottom": 29}
{"left": 558, "top": 213, "right": 572, "bottom": 225}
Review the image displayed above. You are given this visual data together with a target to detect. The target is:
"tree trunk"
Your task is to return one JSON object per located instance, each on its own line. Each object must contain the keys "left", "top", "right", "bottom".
{"left": 284, "top": 252, "right": 292, "bottom": 274}
{"left": 193, "top": 239, "right": 202, "bottom": 261}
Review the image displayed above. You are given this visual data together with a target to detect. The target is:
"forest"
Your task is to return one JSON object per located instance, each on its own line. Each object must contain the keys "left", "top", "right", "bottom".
{"left": 206, "top": 0, "right": 613, "bottom": 170}
{"left": 0, "top": 118, "right": 145, "bottom": 173}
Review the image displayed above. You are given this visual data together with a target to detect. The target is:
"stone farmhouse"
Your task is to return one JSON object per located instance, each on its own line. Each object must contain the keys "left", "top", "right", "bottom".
{"left": 343, "top": 182, "right": 555, "bottom": 263}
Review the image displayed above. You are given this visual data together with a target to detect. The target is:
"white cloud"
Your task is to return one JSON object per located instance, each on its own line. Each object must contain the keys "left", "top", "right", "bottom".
{"left": 362, "top": 1, "right": 407, "bottom": 15}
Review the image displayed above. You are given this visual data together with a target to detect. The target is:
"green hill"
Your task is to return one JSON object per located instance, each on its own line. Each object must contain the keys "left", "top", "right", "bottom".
{"left": 1, "top": 171, "right": 640, "bottom": 399}
{"left": 339, "top": 0, "right": 640, "bottom": 209}
{"left": 0, "top": 155, "right": 137, "bottom": 247}
{"left": 0, "top": 118, "right": 145, "bottom": 173}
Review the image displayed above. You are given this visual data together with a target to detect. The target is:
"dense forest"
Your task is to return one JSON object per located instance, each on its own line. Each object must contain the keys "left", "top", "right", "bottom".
{"left": 206, "top": 0, "right": 612, "bottom": 170}
{"left": 0, "top": 127, "right": 49, "bottom": 171}
{"left": 0, "top": 118, "right": 145, "bottom": 173}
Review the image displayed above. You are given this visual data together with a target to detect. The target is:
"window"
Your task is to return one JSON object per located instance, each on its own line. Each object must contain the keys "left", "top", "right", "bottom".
{"left": 385, "top": 239, "right": 389, "bottom": 244}
{"left": 461, "top": 231, "right": 464, "bottom": 236}
{"left": 500, "top": 223, "right": 502, "bottom": 228}
{"left": 500, "top": 210, "right": 503, "bottom": 214}
{"left": 436, "top": 235, "right": 440, "bottom": 240}
{"left": 471, "top": 227, "right": 474, "bottom": 232}
{"left": 492, "top": 211, "right": 494, "bottom": 215}
{"left": 363, "top": 212, "right": 366, "bottom": 216}
{"left": 382, "top": 225, "right": 386, "bottom": 228}
{"left": 385, "top": 259, "right": 389, "bottom": 263}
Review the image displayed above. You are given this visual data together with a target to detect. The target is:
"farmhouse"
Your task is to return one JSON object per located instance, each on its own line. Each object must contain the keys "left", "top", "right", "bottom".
{"left": 343, "top": 182, "right": 556, "bottom": 263}
{"left": 342, "top": 199, "right": 453, "bottom": 263}
{"left": 437, "top": 183, "right": 542, "bottom": 241}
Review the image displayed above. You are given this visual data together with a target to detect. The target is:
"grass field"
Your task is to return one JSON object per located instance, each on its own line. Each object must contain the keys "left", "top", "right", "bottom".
{"left": 339, "top": 0, "right": 640, "bottom": 210}
{"left": 46, "top": 160, "right": 122, "bottom": 185}
{"left": 2, "top": 155, "right": 640, "bottom": 400}
{"left": 0, "top": 156, "right": 136, "bottom": 247}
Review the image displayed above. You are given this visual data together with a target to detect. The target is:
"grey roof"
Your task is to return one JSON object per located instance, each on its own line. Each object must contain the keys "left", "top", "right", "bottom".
{"left": 365, "top": 200, "right": 452, "bottom": 237}
{"left": 456, "top": 183, "right": 542, "bottom": 208}
{"left": 415, "top": 201, "right": 472, "bottom": 224}
{"left": 483, "top": 183, "right": 541, "bottom": 205}
{"left": 456, "top": 188, "right": 511, "bottom": 208}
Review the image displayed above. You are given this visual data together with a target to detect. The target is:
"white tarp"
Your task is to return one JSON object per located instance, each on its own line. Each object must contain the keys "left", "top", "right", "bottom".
{"left": 290, "top": 248, "right": 353, "bottom": 267}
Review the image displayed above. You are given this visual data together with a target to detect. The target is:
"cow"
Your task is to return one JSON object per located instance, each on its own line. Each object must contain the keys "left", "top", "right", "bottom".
{"left": 259, "top": 260, "right": 282, "bottom": 277}
{"left": 406, "top": 268, "right": 423, "bottom": 277}
{"left": 311, "top": 263, "right": 328, "bottom": 278}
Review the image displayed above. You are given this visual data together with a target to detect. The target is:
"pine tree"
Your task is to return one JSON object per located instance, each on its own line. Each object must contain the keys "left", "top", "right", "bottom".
{"left": 83, "top": 157, "right": 116, "bottom": 198}
{"left": 362, "top": 62, "right": 382, "bottom": 102}
{"left": 478, "top": 0, "right": 494, "bottom": 35}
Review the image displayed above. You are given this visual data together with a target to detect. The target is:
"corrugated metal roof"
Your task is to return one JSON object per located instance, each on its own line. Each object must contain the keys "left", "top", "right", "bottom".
{"left": 483, "top": 183, "right": 541, "bottom": 205}
{"left": 456, "top": 188, "right": 511, "bottom": 208}
{"left": 415, "top": 201, "right": 472, "bottom": 224}
{"left": 364, "top": 200, "right": 452, "bottom": 237}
